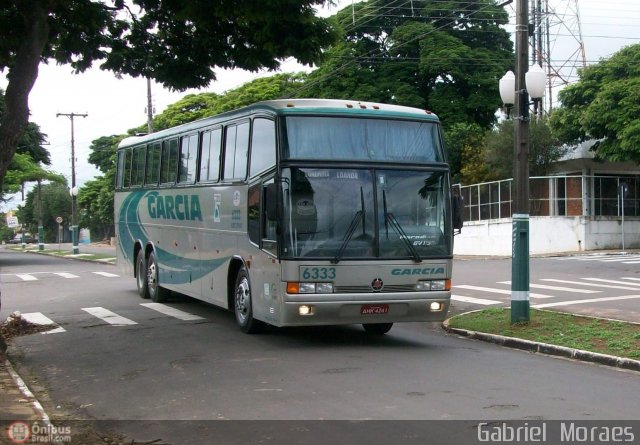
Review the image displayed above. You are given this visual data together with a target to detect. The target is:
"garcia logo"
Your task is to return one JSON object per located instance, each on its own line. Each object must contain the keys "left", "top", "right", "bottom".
{"left": 147, "top": 192, "right": 203, "bottom": 221}
{"left": 391, "top": 267, "right": 445, "bottom": 276}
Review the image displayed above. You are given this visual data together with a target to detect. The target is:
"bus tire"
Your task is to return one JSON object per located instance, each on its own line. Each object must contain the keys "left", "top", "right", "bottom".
{"left": 136, "top": 251, "right": 150, "bottom": 299}
{"left": 147, "top": 251, "right": 170, "bottom": 303}
{"left": 234, "top": 267, "right": 264, "bottom": 334}
{"left": 363, "top": 323, "right": 393, "bottom": 335}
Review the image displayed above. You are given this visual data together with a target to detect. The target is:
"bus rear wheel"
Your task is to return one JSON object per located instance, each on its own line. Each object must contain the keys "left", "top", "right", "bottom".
{"left": 136, "top": 252, "right": 150, "bottom": 299}
{"left": 234, "top": 267, "right": 264, "bottom": 334}
{"left": 363, "top": 323, "right": 393, "bottom": 335}
{"left": 147, "top": 251, "right": 170, "bottom": 303}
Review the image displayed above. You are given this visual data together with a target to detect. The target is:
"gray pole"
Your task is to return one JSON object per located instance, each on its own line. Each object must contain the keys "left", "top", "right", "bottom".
{"left": 56, "top": 112, "right": 87, "bottom": 255}
{"left": 511, "top": 0, "right": 531, "bottom": 323}
{"left": 147, "top": 77, "right": 154, "bottom": 134}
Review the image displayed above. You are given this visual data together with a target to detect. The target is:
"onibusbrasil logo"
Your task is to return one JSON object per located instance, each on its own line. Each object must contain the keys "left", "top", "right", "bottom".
{"left": 6, "top": 421, "right": 72, "bottom": 444}
{"left": 6, "top": 422, "right": 30, "bottom": 444}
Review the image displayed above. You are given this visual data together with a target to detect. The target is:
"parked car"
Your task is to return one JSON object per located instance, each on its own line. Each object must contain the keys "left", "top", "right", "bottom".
{"left": 8, "top": 234, "right": 35, "bottom": 244}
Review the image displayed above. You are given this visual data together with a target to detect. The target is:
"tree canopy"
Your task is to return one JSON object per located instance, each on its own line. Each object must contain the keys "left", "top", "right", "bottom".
{"left": 0, "top": 0, "right": 337, "bottom": 186}
{"left": 549, "top": 43, "right": 640, "bottom": 163}
{"left": 298, "top": 0, "right": 513, "bottom": 129}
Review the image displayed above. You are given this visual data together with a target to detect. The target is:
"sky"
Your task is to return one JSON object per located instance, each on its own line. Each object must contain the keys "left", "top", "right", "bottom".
{"left": 1, "top": 0, "right": 639, "bottom": 211}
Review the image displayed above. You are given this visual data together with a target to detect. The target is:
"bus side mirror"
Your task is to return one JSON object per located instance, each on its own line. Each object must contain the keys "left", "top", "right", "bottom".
{"left": 265, "top": 183, "right": 278, "bottom": 222}
{"left": 452, "top": 194, "right": 463, "bottom": 233}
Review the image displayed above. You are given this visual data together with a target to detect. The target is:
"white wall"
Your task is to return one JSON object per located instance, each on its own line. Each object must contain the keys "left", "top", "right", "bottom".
{"left": 453, "top": 217, "right": 640, "bottom": 256}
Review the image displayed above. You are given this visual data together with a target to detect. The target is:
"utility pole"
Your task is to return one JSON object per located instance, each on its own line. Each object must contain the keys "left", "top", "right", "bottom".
{"left": 512, "top": 0, "right": 531, "bottom": 323}
{"left": 56, "top": 112, "right": 87, "bottom": 255}
{"left": 146, "top": 77, "right": 154, "bottom": 134}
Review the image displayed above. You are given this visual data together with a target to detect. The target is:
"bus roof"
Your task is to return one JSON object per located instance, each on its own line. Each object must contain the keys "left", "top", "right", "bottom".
{"left": 118, "top": 99, "right": 439, "bottom": 149}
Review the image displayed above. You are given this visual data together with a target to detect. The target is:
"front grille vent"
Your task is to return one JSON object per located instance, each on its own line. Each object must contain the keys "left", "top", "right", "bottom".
{"left": 334, "top": 284, "right": 416, "bottom": 293}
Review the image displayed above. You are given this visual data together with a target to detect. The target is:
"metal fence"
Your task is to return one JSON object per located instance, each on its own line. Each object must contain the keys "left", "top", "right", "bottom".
{"left": 457, "top": 174, "right": 640, "bottom": 222}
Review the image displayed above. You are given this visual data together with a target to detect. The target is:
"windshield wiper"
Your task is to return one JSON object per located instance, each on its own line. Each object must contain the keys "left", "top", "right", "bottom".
{"left": 332, "top": 188, "right": 366, "bottom": 264}
{"left": 382, "top": 190, "right": 422, "bottom": 263}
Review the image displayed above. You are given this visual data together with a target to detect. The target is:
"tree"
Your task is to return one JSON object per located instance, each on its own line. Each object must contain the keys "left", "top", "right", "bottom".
{"left": 443, "top": 122, "right": 486, "bottom": 183}
{"left": 0, "top": 1, "right": 337, "bottom": 187}
{"left": 20, "top": 182, "right": 72, "bottom": 242}
{"left": 300, "top": 0, "right": 513, "bottom": 129}
{"left": 88, "top": 135, "right": 125, "bottom": 174}
{"left": 77, "top": 172, "right": 114, "bottom": 240}
{"left": 485, "top": 117, "right": 565, "bottom": 181}
{"left": 149, "top": 73, "right": 309, "bottom": 132}
{"left": 549, "top": 44, "right": 640, "bottom": 163}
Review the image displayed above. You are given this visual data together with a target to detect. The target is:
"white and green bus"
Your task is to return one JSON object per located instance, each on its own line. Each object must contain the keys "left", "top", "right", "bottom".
{"left": 115, "top": 99, "right": 460, "bottom": 334}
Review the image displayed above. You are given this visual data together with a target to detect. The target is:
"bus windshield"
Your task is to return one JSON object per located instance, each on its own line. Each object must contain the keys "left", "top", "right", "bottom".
{"left": 283, "top": 116, "right": 444, "bottom": 162}
{"left": 281, "top": 167, "right": 450, "bottom": 260}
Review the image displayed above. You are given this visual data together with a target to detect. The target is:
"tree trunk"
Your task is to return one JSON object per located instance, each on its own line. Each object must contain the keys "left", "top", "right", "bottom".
{"left": 0, "top": 1, "right": 50, "bottom": 185}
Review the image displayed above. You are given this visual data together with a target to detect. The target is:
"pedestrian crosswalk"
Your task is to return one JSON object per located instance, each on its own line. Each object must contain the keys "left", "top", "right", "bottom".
{"left": 451, "top": 276, "right": 640, "bottom": 307}
{"left": 1, "top": 271, "right": 120, "bottom": 281}
{"left": 20, "top": 302, "right": 208, "bottom": 334}
{"left": 552, "top": 253, "right": 640, "bottom": 264}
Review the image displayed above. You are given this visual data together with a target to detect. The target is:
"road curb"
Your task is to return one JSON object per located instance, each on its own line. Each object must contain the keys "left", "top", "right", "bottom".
{"left": 442, "top": 317, "right": 640, "bottom": 373}
{"left": 2, "top": 356, "right": 53, "bottom": 424}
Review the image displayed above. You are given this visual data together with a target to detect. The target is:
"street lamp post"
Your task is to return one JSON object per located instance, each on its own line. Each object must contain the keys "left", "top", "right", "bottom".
{"left": 499, "top": 0, "right": 546, "bottom": 324}
{"left": 70, "top": 186, "right": 79, "bottom": 254}
{"left": 56, "top": 112, "right": 87, "bottom": 255}
{"left": 37, "top": 179, "right": 44, "bottom": 251}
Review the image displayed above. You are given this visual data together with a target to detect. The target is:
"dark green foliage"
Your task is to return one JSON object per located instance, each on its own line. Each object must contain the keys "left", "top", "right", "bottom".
{"left": 299, "top": 0, "right": 513, "bottom": 129}
{"left": 550, "top": 44, "right": 640, "bottom": 163}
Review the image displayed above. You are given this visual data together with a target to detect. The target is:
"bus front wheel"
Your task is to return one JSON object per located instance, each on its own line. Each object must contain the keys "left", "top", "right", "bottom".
{"left": 147, "top": 251, "right": 170, "bottom": 303}
{"left": 136, "top": 252, "right": 150, "bottom": 299}
{"left": 363, "top": 323, "right": 393, "bottom": 335}
{"left": 234, "top": 267, "right": 264, "bottom": 334}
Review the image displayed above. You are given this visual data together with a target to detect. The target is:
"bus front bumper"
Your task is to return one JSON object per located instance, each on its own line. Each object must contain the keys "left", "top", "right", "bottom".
{"left": 279, "top": 292, "right": 450, "bottom": 327}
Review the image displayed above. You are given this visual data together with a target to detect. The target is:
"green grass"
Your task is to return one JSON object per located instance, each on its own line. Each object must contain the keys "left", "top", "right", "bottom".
{"left": 7, "top": 246, "right": 115, "bottom": 262}
{"left": 448, "top": 307, "right": 640, "bottom": 359}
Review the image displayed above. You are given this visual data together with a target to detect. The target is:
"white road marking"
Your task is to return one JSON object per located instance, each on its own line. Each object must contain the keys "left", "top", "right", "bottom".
{"left": 621, "top": 277, "right": 640, "bottom": 282}
{"left": 16, "top": 274, "right": 38, "bottom": 281}
{"left": 54, "top": 272, "right": 79, "bottom": 279}
{"left": 533, "top": 295, "right": 640, "bottom": 309}
{"left": 82, "top": 307, "right": 138, "bottom": 326}
{"left": 541, "top": 279, "right": 640, "bottom": 291}
{"left": 92, "top": 271, "right": 119, "bottom": 277}
{"left": 20, "top": 313, "right": 66, "bottom": 334}
{"left": 140, "top": 303, "right": 205, "bottom": 321}
{"left": 451, "top": 295, "right": 501, "bottom": 306}
{"left": 497, "top": 281, "right": 600, "bottom": 294}
{"left": 598, "top": 255, "right": 640, "bottom": 262}
{"left": 582, "top": 278, "right": 640, "bottom": 287}
{"left": 454, "top": 285, "right": 554, "bottom": 299}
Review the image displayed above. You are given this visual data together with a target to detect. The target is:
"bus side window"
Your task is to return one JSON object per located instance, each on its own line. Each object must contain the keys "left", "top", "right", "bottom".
{"left": 179, "top": 134, "right": 198, "bottom": 184}
{"left": 145, "top": 142, "right": 161, "bottom": 186}
{"left": 250, "top": 118, "right": 276, "bottom": 177}
{"left": 131, "top": 145, "right": 145, "bottom": 187}
{"left": 116, "top": 150, "right": 126, "bottom": 189}
{"left": 199, "top": 128, "right": 222, "bottom": 182}
{"left": 224, "top": 122, "right": 250, "bottom": 181}
{"left": 123, "top": 148, "right": 132, "bottom": 188}
{"left": 161, "top": 138, "right": 179, "bottom": 184}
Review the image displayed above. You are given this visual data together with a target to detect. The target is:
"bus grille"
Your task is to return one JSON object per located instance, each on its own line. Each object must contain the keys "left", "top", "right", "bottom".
{"left": 334, "top": 284, "right": 417, "bottom": 293}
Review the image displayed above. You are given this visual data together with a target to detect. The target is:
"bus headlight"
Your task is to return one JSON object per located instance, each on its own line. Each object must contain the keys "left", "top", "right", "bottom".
{"left": 416, "top": 280, "right": 450, "bottom": 291}
{"left": 429, "top": 302, "right": 444, "bottom": 312}
{"left": 287, "top": 282, "right": 334, "bottom": 294}
{"left": 299, "top": 283, "right": 316, "bottom": 294}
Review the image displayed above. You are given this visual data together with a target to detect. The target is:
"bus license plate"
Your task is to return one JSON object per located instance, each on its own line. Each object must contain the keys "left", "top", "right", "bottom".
{"left": 361, "top": 304, "right": 389, "bottom": 315}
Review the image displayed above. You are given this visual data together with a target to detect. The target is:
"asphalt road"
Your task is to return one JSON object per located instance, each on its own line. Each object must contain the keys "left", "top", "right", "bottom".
{"left": 1, "top": 247, "right": 639, "bottom": 444}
